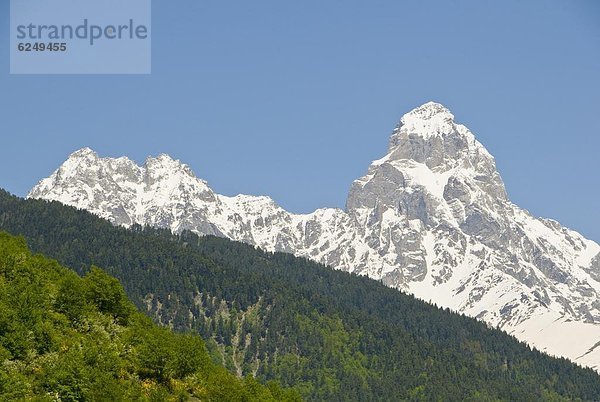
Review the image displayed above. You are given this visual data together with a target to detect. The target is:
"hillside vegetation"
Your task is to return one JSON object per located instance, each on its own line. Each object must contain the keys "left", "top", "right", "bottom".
{"left": 1, "top": 190, "right": 600, "bottom": 401}
{"left": 0, "top": 230, "right": 298, "bottom": 401}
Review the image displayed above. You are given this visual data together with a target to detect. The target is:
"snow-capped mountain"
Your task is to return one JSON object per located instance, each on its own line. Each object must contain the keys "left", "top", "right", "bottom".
{"left": 29, "top": 102, "right": 600, "bottom": 370}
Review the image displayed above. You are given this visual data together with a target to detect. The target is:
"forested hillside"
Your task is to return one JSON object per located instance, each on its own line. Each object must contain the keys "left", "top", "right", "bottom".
{"left": 0, "top": 231, "right": 297, "bottom": 401}
{"left": 1, "top": 190, "right": 600, "bottom": 401}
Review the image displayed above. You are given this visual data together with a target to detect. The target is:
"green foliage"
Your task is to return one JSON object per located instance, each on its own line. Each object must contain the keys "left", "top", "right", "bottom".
{"left": 0, "top": 230, "right": 299, "bottom": 401}
{"left": 83, "top": 266, "right": 135, "bottom": 324}
{"left": 1, "top": 190, "right": 600, "bottom": 400}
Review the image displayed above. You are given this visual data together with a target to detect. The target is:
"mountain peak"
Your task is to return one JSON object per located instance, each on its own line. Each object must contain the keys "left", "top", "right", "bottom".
{"left": 384, "top": 102, "right": 488, "bottom": 171}
{"left": 147, "top": 153, "right": 176, "bottom": 162}
{"left": 144, "top": 153, "right": 196, "bottom": 177}
{"left": 392, "top": 101, "right": 456, "bottom": 142}
{"left": 402, "top": 101, "right": 454, "bottom": 123}
{"left": 68, "top": 147, "right": 98, "bottom": 159}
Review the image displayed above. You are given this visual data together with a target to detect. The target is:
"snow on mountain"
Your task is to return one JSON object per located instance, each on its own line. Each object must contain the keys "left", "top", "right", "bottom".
{"left": 29, "top": 102, "right": 600, "bottom": 370}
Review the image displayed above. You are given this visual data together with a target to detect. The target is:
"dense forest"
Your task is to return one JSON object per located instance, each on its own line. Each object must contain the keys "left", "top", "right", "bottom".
{"left": 1, "top": 190, "right": 600, "bottom": 401}
{"left": 0, "top": 231, "right": 298, "bottom": 401}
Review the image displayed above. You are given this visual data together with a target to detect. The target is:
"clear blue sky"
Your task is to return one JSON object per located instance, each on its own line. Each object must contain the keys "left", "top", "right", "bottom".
{"left": 1, "top": 1, "right": 599, "bottom": 241}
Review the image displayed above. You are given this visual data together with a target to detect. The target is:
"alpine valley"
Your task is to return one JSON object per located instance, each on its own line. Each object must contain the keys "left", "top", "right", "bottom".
{"left": 29, "top": 102, "right": 600, "bottom": 371}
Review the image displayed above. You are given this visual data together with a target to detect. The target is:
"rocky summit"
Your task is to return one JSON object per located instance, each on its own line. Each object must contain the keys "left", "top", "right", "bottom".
{"left": 29, "top": 102, "right": 600, "bottom": 370}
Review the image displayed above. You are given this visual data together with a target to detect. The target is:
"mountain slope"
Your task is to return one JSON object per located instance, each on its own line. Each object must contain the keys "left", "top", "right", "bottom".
{"left": 0, "top": 230, "right": 297, "bottom": 401}
{"left": 1, "top": 190, "right": 600, "bottom": 400}
{"left": 29, "top": 102, "right": 600, "bottom": 370}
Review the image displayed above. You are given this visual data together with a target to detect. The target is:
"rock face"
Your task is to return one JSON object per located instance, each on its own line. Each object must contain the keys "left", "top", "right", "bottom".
{"left": 29, "top": 102, "right": 600, "bottom": 370}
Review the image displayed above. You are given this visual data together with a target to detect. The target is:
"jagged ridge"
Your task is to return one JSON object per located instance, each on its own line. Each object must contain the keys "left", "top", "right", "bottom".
{"left": 29, "top": 102, "right": 600, "bottom": 370}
